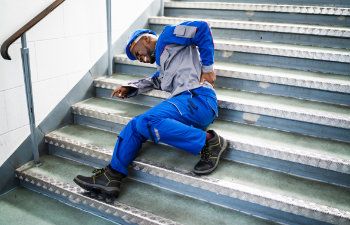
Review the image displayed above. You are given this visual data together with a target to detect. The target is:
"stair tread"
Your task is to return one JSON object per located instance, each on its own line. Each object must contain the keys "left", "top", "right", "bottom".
{"left": 0, "top": 186, "right": 116, "bottom": 225}
{"left": 215, "top": 61, "right": 350, "bottom": 84}
{"left": 94, "top": 74, "right": 350, "bottom": 128}
{"left": 74, "top": 98, "right": 350, "bottom": 160}
{"left": 149, "top": 16, "right": 350, "bottom": 37}
{"left": 18, "top": 155, "right": 277, "bottom": 225}
{"left": 164, "top": 1, "right": 350, "bottom": 16}
{"left": 71, "top": 98, "right": 350, "bottom": 173}
{"left": 114, "top": 54, "right": 350, "bottom": 93}
{"left": 215, "top": 38, "right": 350, "bottom": 55}
{"left": 55, "top": 107, "right": 350, "bottom": 173}
{"left": 45, "top": 125, "right": 350, "bottom": 214}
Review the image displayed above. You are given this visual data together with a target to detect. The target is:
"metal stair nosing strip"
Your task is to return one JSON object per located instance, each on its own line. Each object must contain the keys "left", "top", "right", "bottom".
{"left": 164, "top": 2, "right": 350, "bottom": 16}
{"left": 113, "top": 55, "right": 350, "bottom": 94}
{"left": 93, "top": 77, "right": 350, "bottom": 130}
{"left": 214, "top": 39, "right": 350, "bottom": 63}
{"left": 148, "top": 16, "right": 350, "bottom": 38}
{"left": 45, "top": 126, "right": 350, "bottom": 188}
{"left": 67, "top": 103, "right": 350, "bottom": 176}
{"left": 15, "top": 166, "right": 181, "bottom": 225}
{"left": 43, "top": 133, "right": 350, "bottom": 225}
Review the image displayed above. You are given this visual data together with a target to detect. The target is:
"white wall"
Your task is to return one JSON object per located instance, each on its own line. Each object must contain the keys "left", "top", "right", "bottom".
{"left": 0, "top": 0, "right": 154, "bottom": 166}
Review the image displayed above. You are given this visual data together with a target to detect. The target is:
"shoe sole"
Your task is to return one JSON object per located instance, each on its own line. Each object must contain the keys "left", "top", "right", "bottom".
{"left": 73, "top": 177, "right": 120, "bottom": 197}
{"left": 194, "top": 136, "right": 228, "bottom": 175}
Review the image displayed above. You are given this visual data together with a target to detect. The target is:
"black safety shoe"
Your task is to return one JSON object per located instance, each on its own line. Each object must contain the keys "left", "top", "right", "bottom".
{"left": 194, "top": 130, "right": 227, "bottom": 175}
{"left": 73, "top": 165, "right": 125, "bottom": 197}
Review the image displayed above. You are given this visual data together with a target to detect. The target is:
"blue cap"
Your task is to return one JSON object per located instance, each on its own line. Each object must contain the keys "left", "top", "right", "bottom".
{"left": 126, "top": 29, "right": 157, "bottom": 60}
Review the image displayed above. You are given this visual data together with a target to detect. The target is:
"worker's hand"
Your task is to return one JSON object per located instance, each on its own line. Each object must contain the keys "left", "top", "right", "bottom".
{"left": 110, "top": 86, "right": 134, "bottom": 99}
{"left": 200, "top": 71, "right": 216, "bottom": 88}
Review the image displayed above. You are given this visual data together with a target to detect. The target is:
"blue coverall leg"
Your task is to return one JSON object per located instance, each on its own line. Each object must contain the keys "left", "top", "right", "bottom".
{"left": 109, "top": 89, "right": 217, "bottom": 175}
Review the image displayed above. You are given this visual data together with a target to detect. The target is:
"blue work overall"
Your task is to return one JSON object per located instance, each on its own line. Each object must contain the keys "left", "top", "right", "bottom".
{"left": 110, "top": 87, "right": 217, "bottom": 175}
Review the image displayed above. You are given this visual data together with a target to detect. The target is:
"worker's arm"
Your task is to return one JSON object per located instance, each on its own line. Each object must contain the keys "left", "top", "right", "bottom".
{"left": 162, "top": 21, "right": 216, "bottom": 86}
{"left": 110, "top": 71, "right": 161, "bottom": 99}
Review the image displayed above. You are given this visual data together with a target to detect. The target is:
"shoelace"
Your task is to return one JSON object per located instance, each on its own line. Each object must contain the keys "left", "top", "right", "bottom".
{"left": 201, "top": 150, "right": 212, "bottom": 161}
{"left": 92, "top": 168, "right": 106, "bottom": 176}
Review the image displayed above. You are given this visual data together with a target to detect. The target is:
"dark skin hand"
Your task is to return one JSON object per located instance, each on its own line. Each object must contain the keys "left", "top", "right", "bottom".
{"left": 110, "top": 86, "right": 135, "bottom": 99}
{"left": 111, "top": 71, "right": 216, "bottom": 99}
{"left": 115, "top": 36, "right": 215, "bottom": 97}
{"left": 200, "top": 71, "right": 216, "bottom": 88}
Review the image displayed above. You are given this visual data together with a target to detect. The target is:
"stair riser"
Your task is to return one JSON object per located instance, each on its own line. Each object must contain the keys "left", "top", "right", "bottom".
{"left": 218, "top": 107, "right": 350, "bottom": 143}
{"left": 165, "top": 8, "right": 349, "bottom": 26}
{"left": 173, "top": 0, "right": 350, "bottom": 7}
{"left": 216, "top": 77, "right": 350, "bottom": 106}
{"left": 114, "top": 63, "right": 350, "bottom": 106}
{"left": 16, "top": 169, "right": 178, "bottom": 225}
{"left": 213, "top": 50, "right": 350, "bottom": 76}
{"left": 129, "top": 169, "right": 324, "bottom": 225}
{"left": 231, "top": 149, "right": 350, "bottom": 187}
{"left": 19, "top": 181, "right": 128, "bottom": 225}
{"left": 150, "top": 24, "right": 350, "bottom": 49}
{"left": 71, "top": 114, "right": 350, "bottom": 186}
{"left": 49, "top": 145, "right": 109, "bottom": 169}
{"left": 95, "top": 88, "right": 350, "bottom": 143}
{"left": 45, "top": 145, "right": 339, "bottom": 225}
{"left": 129, "top": 170, "right": 331, "bottom": 225}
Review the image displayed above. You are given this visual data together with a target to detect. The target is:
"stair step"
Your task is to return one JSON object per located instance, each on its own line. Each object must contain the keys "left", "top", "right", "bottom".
{"left": 149, "top": 18, "right": 350, "bottom": 75}
{"left": 95, "top": 74, "right": 350, "bottom": 142}
{"left": 0, "top": 186, "right": 116, "bottom": 225}
{"left": 149, "top": 16, "right": 350, "bottom": 49}
{"left": 16, "top": 155, "right": 277, "bottom": 225}
{"left": 43, "top": 125, "right": 350, "bottom": 225}
{"left": 94, "top": 74, "right": 350, "bottom": 130}
{"left": 164, "top": 1, "right": 350, "bottom": 26}
{"left": 164, "top": 2, "right": 350, "bottom": 26}
{"left": 215, "top": 38, "right": 350, "bottom": 63}
{"left": 114, "top": 54, "right": 350, "bottom": 94}
{"left": 165, "top": 2, "right": 350, "bottom": 16}
{"left": 69, "top": 99, "right": 350, "bottom": 177}
{"left": 171, "top": 0, "right": 350, "bottom": 8}
{"left": 149, "top": 16, "right": 350, "bottom": 38}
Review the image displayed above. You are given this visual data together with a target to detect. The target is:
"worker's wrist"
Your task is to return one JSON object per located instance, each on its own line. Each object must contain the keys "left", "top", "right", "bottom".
{"left": 124, "top": 82, "right": 138, "bottom": 89}
{"left": 201, "top": 65, "right": 214, "bottom": 73}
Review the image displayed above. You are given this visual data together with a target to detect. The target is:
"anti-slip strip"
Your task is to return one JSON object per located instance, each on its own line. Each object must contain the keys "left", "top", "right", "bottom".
{"left": 149, "top": 16, "right": 350, "bottom": 37}
{"left": 93, "top": 77, "right": 350, "bottom": 129}
{"left": 113, "top": 55, "right": 350, "bottom": 94}
{"left": 15, "top": 163, "right": 181, "bottom": 225}
{"left": 164, "top": 2, "right": 350, "bottom": 16}
{"left": 43, "top": 133, "right": 350, "bottom": 224}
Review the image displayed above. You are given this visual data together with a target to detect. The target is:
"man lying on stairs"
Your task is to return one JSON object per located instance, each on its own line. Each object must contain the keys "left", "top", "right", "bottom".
{"left": 74, "top": 20, "right": 227, "bottom": 198}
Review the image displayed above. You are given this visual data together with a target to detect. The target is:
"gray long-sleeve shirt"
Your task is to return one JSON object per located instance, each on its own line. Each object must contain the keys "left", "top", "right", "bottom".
{"left": 124, "top": 21, "right": 215, "bottom": 99}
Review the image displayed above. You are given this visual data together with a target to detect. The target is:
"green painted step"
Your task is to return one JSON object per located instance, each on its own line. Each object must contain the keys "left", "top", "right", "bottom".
{"left": 70, "top": 97, "right": 350, "bottom": 174}
{"left": 214, "top": 38, "right": 350, "bottom": 63}
{"left": 0, "top": 186, "right": 115, "bottom": 225}
{"left": 20, "top": 155, "right": 277, "bottom": 225}
{"left": 148, "top": 16, "right": 350, "bottom": 38}
{"left": 114, "top": 54, "right": 350, "bottom": 94}
{"left": 45, "top": 124, "right": 350, "bottom": 215}
{"left": 94, "top": 74, "right": 350, "bottom": 129}
{"left": 164, "top": 2, "right": 350, "bottom": 16}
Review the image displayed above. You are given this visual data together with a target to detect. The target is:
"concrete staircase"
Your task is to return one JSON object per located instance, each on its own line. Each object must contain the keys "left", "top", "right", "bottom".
{"left": 12, "top": 1, "right": 350, "bottom": 224}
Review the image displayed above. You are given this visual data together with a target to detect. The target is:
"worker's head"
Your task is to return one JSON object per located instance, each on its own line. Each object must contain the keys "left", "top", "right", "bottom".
{"left": 126, "top": 29, "right": 157, "bottom": 64}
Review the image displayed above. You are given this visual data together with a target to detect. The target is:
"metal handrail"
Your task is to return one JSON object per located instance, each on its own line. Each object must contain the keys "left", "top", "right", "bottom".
{"left": 1, "top": 0, "right": 162, "bottom": 167}
{"left": 1, "top": 0, "right": 66, "bottom": 167}
{"left": 1, "top": 0, "right": 115, "bottom": 167}
{"left": 1, "top": 0, "right": 65, "bottom": 60}
{"left": 106, "top": 0, "right": 112, "bottom": 76}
